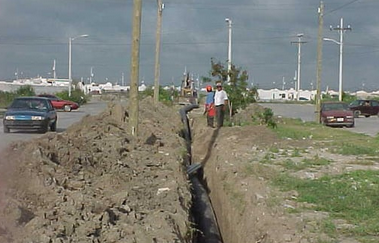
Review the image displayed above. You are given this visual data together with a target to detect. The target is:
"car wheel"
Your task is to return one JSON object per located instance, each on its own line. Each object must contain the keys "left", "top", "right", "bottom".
{"left": 50, "top": 120, "right": 57, "bottom": 132}
{"left": 64, "top": 105, "right": 72, "bottom": 112}
{"left": 347, "top": 123, "right": 355, "bottom": 128}
{"left": 40, "top": 123, "right": 49, "bottom": 133}
{"left": 353, "top": 110, "right": 360, "bottom": 118}
{"left": 365, "top": 115, "right": 370, "bottom": 118}
{"left": 3, "top": 126, "right": 10, "bottom": 133}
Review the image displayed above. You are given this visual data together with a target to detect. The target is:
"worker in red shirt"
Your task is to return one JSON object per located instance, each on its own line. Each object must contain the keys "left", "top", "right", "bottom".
{"left": 204, "top": 85, "right": 215, "bottom": 127}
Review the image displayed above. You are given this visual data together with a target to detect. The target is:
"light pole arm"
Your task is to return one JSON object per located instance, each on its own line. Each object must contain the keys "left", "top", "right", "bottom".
{"left": 323, "top": 38, "right": 341, "bottom": 45}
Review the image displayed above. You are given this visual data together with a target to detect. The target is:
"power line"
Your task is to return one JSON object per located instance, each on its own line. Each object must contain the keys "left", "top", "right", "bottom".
{"left": 325, "top": 0, "right": 360, "bottom": 15}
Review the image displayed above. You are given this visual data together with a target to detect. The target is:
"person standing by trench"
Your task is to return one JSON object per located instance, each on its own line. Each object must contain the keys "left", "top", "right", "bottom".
{"left": 204, "top": 85, "right": 215, "bottom": 127}
{"left": 214, "top": 81, "right": 228, "bottom": 128}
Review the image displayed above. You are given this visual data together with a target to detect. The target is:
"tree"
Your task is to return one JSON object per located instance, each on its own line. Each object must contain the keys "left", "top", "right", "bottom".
{"left": 203, "top": 58, "right": 258, "bottom": 114}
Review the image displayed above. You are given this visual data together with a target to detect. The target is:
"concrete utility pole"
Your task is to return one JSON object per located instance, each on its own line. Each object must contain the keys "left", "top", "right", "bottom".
{"left": 315, "top": 1, "right": 324, "bottom": 123}
{"left": 225, "top": 18, "right": 232, "bottom": 83}
{"left": 328, "top": 18, "right": 351, "bottom": 101}
{"left": 154, "top": 0, "right": 164, "bottom": 105}
{"left": 68, "top": 34, "right": 88, "bottom": 97}
{"left": 89, "top": 67, "right": 94, "bottom": 84}
{"left": 291, "top": 33, "right": 306, "bottom": 101}
{"left": 52, "top": 60, "right": 57, "bottom": 79}
{"left": 129, "top": 0, "right": 142, "bottom": 137}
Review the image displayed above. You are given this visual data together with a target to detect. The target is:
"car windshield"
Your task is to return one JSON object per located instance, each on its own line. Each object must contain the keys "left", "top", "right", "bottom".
{"left": 10, "top": 99, "right": 48, "bottom": 110}
{"left": 323, "top": 103, "right": 349, "bottom": 111}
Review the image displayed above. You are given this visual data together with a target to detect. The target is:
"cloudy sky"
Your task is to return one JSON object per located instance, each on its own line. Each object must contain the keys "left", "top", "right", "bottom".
{"left": 0, "top": 0, "right": 378, "bottom": 91}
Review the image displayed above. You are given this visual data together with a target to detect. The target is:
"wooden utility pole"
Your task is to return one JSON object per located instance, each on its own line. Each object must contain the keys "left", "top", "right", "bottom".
{"left": 129, "top": 0, "right": 142, "bottom": 136}
{"left": 154, "top": 0, "right": 164, "bottom": 105}
{"left": 315, "top": 1, "right": 324, "bottom": 123}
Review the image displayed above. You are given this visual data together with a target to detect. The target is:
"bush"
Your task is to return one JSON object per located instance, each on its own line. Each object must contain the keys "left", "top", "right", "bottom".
{"left": 55, "top": 89, "right": 88, "bottom": 105}
{"left": 0, "top": 85, "right": 36, "bottom": 108}
{"left": 140, "top": 86, "right": 178, "bottom": 105}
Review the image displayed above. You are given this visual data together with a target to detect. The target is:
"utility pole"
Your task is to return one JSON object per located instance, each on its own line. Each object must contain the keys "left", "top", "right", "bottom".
{"left": 129, "top": 0, "right": 142, "bottom": 137}
{"left": 154, "top": 0, "right": 164, "bottom": 105}
{"left": 291, "top": 33, "right": 306, "bottom": 101}
{"left": 225, "top": 18, "right": 232, "bottom": 83}
{"left": 329, "top": 18, "right": 351, "bottom": 101}
{"left": 315, "top": 1, "right": 324, "bottom": 123}
{"left": 89, "top": 67, "right": 94, "bottom": 84}
{"left": 53, "top": 60, "right": 57, "bottom": 79}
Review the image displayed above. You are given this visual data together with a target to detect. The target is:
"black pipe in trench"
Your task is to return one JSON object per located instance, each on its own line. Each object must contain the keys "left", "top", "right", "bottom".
{"left": 179, "top": 105, "right": 223, "bottom": 243}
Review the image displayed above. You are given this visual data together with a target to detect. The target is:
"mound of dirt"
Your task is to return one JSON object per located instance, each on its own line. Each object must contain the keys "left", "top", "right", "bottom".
{"left": 0, "top": 97, "right": 192, "bottom": 243}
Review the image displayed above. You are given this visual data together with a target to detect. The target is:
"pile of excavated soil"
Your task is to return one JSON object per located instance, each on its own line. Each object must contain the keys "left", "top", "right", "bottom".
{"left": 0, "top": 97, "right": 192, "bottom": 243}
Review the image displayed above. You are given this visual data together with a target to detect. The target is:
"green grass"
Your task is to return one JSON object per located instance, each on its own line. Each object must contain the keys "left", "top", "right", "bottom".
{"left": 281, "top": 156, "right": 332, "bottom": 171}
{"left": 273, "top": 118, "right": 379, "bottom": 157}
{"left": 273, "top": 170, "right": 379, "bottom": 237}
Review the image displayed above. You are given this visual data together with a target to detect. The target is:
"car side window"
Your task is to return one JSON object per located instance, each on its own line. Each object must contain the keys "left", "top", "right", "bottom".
{"left": 46, "top": 100, "right": 54, "bottom": 110}
{"left": 372, "top": 101, "right": 379, "bottom": 107}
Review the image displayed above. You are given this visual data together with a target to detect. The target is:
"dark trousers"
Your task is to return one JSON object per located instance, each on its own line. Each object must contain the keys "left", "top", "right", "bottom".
{"left": 215, "top": 105, "right": 225, "bottom": 127}
{"left": 207, "top": 115, "right": 214, "bottom": 127}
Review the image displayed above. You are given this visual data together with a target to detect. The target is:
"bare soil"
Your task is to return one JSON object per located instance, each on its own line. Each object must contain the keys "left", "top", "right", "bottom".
{"left": 0, "top": 97, "right": 192, "bottom": 243}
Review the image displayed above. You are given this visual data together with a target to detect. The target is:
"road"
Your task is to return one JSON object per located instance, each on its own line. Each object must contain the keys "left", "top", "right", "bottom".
{"left": 261, "top": 103, "right": 379, "bottom": 137}
{"left": 0, "top": 99, "right": 108, "bottom": 152}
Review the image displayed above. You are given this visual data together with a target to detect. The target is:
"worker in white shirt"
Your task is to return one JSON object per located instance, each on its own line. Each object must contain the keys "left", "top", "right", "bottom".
{"left": 214, "top": 81, "right": 228, "bottom": 127}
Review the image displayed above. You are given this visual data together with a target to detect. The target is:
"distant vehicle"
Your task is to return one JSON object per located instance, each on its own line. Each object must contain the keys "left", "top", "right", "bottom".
{"left": 3, "top": 97, "right": 57, "bottom": 133}
{"left": 38, "top": 94, "right": 79, "bottom": 112}
{"left": 348, "top": 99, "right": 379, "bottom": 118}
{"left": 320, "top": 101, "right": 354, "bottom": 127}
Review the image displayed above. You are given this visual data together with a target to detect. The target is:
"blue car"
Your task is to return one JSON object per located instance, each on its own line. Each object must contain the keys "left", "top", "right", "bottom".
{"left": 3, "top": 97, "right": 57, "bottom": 133}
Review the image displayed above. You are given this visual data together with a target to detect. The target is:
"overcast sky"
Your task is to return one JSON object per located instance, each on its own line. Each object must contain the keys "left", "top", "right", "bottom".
{"left": 0, "top": 0, "right": 378, "bottom": 91}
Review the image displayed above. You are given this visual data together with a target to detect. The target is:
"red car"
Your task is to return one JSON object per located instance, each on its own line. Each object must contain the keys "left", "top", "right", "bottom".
{"left": 38, "top": 94, "right": 79, "bottom": 112}
{"left": 320, "top": 101, "right": 354, "bottom": 127}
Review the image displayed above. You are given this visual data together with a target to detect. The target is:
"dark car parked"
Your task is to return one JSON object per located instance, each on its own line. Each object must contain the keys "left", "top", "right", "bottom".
{"left": 3, "top": 97, "right": 57, "bottom": 133}
{"left": 320, "top": 101, "right": 354, "bottom": 127}
{"left": 348, "top": 99, "right": 379, "bottom": 118}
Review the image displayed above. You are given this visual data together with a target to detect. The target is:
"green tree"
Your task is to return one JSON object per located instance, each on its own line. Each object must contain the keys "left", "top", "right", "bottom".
{"left": 203, "top": 58, "right": 258, "bottom": 114}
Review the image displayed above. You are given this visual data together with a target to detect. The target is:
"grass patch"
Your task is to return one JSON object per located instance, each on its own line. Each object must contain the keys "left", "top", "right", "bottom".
{"left": 273, "top": 118, "right": 379, "bottom": 157}
{"left": 281, "top": 156, "right": 332, "bottom": 171}
{"left": 273, "top": 170, "right": 379, "bottom": 237}
{"left": 332, "top": 142, "right": 379, "bottom": 156}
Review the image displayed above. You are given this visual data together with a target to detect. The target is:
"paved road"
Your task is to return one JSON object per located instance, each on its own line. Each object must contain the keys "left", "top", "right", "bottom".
{"left": 261, "top": 103, "right": 379, "bottom": 137}
{"left": 0, "top": 99, "right": 108, "bottom": 152}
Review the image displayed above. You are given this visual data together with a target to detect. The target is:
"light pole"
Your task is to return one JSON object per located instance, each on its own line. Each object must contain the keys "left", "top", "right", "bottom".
{"left": 154, "top": 0, "right": 164, "bottom": 104}
{"left": 325, "top": 18, "right": 351, "bottom": 101}
{"left": 291, "top": 33, "right": 306, "bottom": 100}
{"left": 323, "top": 36, "right": 344, "bottom": 101}
{"left": 68, "top": 34, "right": 88, "bottom": 97}
{"left": 225, "top": 18, "right": 232, "bottom": 83}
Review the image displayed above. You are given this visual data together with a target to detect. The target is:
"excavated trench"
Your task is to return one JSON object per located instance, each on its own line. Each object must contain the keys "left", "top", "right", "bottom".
{"left": 179, "top": 105, "right": 223, "bottom": 243}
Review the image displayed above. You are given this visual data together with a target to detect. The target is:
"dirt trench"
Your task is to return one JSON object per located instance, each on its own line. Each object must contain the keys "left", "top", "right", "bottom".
{"left": 190, "top": 108, "right": 315, "bottom": 243}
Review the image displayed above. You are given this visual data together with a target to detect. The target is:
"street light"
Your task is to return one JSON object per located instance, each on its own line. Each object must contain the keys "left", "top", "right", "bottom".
{"left": 323, "top": 37, "right": 343, "bottom": 101}
{"left": 325, "top": 18, "right": 351, "bottom": 101}
{"left": 291, "top": 33, "right": 306, "bottom": 101}
{"left": 68, "top": 34, "right": 89, "bottom": 96}
{"left": 225, "top": 18, "right": 232, "bottom": 83}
